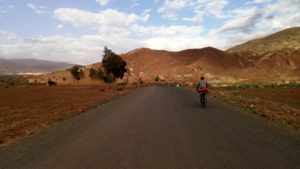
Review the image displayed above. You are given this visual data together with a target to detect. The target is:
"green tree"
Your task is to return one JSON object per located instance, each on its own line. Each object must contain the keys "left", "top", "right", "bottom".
{"left": 102, "top": 46, "right": 127, "bottom": 81}
{"left": 70, "top": 65, "right": 83, "bottom": 80}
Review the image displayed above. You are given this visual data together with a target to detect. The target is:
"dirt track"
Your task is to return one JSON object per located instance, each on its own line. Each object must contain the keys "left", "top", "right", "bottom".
{"left": 0, "top": 87, "right": 299, "bottom": 169}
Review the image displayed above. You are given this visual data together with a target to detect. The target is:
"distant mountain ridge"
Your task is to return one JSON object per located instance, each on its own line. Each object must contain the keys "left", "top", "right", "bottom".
{"left": 226, "top": 27, "right": 300, "bottom": 82}
{"left": 0, "top": 58, "right": 73, "bottom": 75}
{"left": 227, "top": 27, "right": 300, "bottom": 54}
{"left": 121, "top": 47, "right": 246, "bottom": 84}
{"left": 121, "top": 27, "right": 300, "bottom": 84}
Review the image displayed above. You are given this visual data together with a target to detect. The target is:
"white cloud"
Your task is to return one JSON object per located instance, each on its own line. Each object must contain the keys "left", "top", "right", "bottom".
{"left": 0, "top": 9, "right": 8, "bottom": 14}
{"left": 0, "top": 24, "right": 205, "bottom": 64}
{"left": 57, "top": 24, "right": 64, "bottom": 29}
{"left": 54, "top": 8, "right": 149, "bottom": 33}
{"left": 27, "top": 4, "right": 35, "bottom": 9}
{"left": 209, "top": 0, "right": 300, "bottom": 49}
{"left": 0, "top": 34, "right": 110, "bottom": 64}
{"left": 132, "top": 25, "right": 203, "bottom": 38}
{"left": 203, "top": 0, "right": 229, "bottom": 18}
{"left": 250, "top": 0, "right": 273, "bottom": 4}
{"left": 131, "top": 3, "right": 139, "bottom": 8}
{"left": 180, "top": 0, "right": 229, "bottom": 25}
{"left": 95, "top": 0, "right": 110, "bottom": 6}
{"left": 144, "top": 8, "right": 152, "bottom": 13}
{"left": 0, "top": 30, "right": 143, "bottom": 64}
{"left": 130, "top": 0, "right": 139, "bottom": 7}
{"left": 192, "top": 0, "right": 229, "bottom": 18}
{"left": 27, "top": 3, "right": 49, "bottom": 14}
{"left": 158, "top": 0, "right": 191, "bottom": 19}
{"left": 211, "top": 7, "right": 263, "bottom": 34}
{"left": 0, "top": 5, "right": 13, "bottom": 15}
{"left": 143, "top": 37, "right": 208, "bottom": 51}
{"left": 182, "top": 10, "right": 204, "bottom": 25}
{"left": 0, "top": 30, "right": 20, "bottom": 42}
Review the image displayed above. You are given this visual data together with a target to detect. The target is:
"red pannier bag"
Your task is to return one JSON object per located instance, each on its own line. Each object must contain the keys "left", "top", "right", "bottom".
{"left": 198, "top": 87, "right": 208, "bottom": 93}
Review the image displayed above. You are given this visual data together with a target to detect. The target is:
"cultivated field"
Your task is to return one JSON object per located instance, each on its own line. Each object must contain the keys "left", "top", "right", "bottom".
{"left": 0, "top": 85, "right": 134, "bottom": 146}
{"left": 210, "top": 86, "right": 300, "bottom": 130}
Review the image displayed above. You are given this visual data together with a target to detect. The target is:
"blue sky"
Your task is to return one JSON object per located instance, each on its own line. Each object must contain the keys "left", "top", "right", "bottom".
{"left": 0, "top": 0, "right": 300, "bottom": 64}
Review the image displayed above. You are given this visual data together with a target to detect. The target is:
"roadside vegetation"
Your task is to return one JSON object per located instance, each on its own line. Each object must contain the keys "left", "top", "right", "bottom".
{"left": 0, "top": 75, "right": 28, "bottom": 87}
{"left": 212, "top": 81, "right": 300, "bottom": 89}
{"left": 68, "top": 46, "right": 127, "bottom": 83}
{"left": 210, "top": 84, "right": 300, "bottom": 130}
{"left": 89, "top": 68, "right": 104, "bottom": 79}
{"left": 70, "top": 65, "right": 84, "bottom": 80}
{"left": 102, "top": 46, "right": 127, "bottom": 82}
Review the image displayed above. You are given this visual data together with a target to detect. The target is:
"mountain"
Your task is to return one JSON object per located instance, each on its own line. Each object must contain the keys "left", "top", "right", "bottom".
{"left": 121, "top": 47, "right": 244, "bottom": 84}
{"left": 121, "top": 27, "right": 300, "bottom": 84}
{"left": 226, "top": 27, "right": 300, "bottom": 82}
{"left": 227, "top": 27, "right": 300, "bottom": 54}
{"left": 0, "top": 58, "right": 73, "bottom": 75}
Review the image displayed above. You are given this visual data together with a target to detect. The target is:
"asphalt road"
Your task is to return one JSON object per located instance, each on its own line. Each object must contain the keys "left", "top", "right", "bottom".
{"left": 1, "top": 87, "right": 300, "bottom": 169}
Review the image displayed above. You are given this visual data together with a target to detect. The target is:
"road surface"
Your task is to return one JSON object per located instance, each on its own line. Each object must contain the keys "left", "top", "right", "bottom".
{"left": 1, "top": 87, "right": 300, "bottom": 169}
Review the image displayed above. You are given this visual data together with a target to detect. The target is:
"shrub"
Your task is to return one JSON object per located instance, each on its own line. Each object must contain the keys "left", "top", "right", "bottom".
{"left": 47, "top": 79, "right": 56, "bottom": 86}
{"left": 263, "top": 83, "right": 276, "bottom": 88}
{"left": 98, "top": 68, "right": 104, "bottom": 79}
{"left": 70, "top": 65, "right": 84, "bottom": 80}
{"left": 250, "top": 83, "right": 260, "bottom": 88}
{"left": 89, "top": 68, "right": 97, "bottom": 79}
{"left": 0, "top": 75, "right": 27, "bottom": 86}
{"left": 285, "top": 81, "right": 299, "bottom": 87}
{"left": 103, "top": 73, "right": 115, "bottom": 83}
{"left": 90, "top": 68, "right": 105, "bottom": 80}
{"left": 138, "top": 78, "right": 144, "bottom": 84}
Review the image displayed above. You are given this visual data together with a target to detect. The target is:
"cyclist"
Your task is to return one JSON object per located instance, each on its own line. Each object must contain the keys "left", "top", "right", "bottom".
{"left": 198, "top": 76, "right": 207, "bottom": 88}
{"left": 196, "top": 76, "right": 208, "bottom": 107}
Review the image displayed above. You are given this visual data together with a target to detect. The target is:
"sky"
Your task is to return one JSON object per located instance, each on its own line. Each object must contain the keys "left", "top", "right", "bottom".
{"left": 0, "top": 0, "right": 300, "bottom": 64}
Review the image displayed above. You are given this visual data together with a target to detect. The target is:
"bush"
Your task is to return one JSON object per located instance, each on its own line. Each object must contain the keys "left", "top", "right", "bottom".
{"left": 0, "top": 75, "right": 27, "bottom": 86}
{"left": 138, "top": 78, "right": 144, "bottom": 84}
{"left": 70, "top": 65, "right": 83, "bottom": 80}
{"left": 263, "top": 83, "right": 276, "bottom": 88}
{"left": 89, "top": 68, "right": 104, "bottom": 79}
{"left": 154, "top": 76, "right": 160, "bottom": 82}
{"left": 47, "top": 79, "right": 56, "bottom": 86}
{"left": 250, "top": 83, "right": 260, "bottom": 88}
{"left": 103, "top": 73, "right": 115, "bottom": 83}
{"left": 89, "top": 68, "right": 97, "bottom": 78}
{"left": 285, "top": 81, "right": 300, "bottom": 87}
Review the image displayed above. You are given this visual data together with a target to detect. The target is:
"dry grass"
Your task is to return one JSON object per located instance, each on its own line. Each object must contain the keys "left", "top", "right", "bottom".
{"left": 0, "top": 85, "right": 134, "bottom": 146}
{"left": 210, "top": 87, "right": 300, "bottom": 130}
{"left": 239, "top": 87, "right": 300, "bottom": 110}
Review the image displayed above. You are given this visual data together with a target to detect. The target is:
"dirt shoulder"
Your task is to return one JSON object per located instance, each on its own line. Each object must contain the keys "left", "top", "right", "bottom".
{"left": 209, "top": 87, "right": 300, "bottom": 130}
{"left": 0, "top": 84, "right": 135, "bottom": 147}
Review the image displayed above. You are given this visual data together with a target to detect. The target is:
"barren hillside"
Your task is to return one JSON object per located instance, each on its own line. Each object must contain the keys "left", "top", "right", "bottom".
{"left": 225, "top": 27, "right": 300, "bottom": 82}
{"left": 227, "top": 27, "right": 300, "bottom": 54}
{"left": 122, "top": 47, "right": 245, "bottom": 84}
{"left": 121, "top": 28, "right": 300, "bottom": 84}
